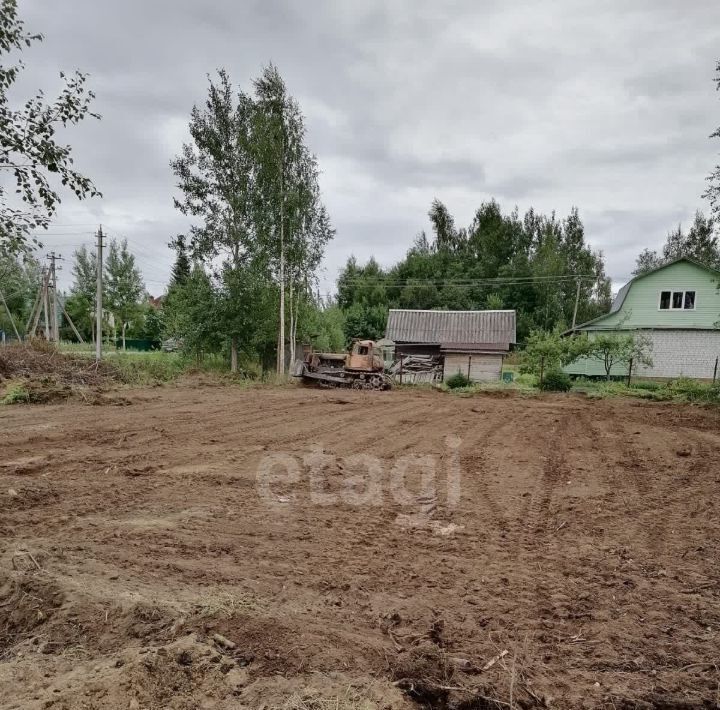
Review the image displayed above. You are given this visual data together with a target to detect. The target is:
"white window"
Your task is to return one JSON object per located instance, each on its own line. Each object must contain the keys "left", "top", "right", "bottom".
{"left": 659, "top": 290, "right": 696, "bottom": 310}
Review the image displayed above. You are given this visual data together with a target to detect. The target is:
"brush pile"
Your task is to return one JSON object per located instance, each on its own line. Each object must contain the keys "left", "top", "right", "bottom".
{"left": 0, "top": 342, "right": 121, "bottom": 402}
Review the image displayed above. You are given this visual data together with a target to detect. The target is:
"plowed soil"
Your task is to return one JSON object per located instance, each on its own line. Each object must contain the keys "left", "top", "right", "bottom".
{"left": 1, "top": 384, "right": 719, "bottom": 709}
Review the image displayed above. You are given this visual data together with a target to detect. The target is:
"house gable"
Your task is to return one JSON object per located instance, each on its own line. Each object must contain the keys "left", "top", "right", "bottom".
{"left": 577, "top": 259, "right": 720, "bottom": 331}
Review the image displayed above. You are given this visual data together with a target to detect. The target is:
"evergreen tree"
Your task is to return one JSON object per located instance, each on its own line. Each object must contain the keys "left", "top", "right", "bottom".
{"left": 164, "top": 263, "right": 222, "bottom": 362}
{"left": 170, "top": 235, "right": 191, "bottom": 287}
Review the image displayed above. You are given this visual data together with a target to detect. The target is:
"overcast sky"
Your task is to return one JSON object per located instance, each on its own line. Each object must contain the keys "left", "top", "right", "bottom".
{"left": 16, "top": 0, "right": 720, "bottom": 295}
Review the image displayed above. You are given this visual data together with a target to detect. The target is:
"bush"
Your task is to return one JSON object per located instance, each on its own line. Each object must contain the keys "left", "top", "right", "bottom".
{"left": 630, "top": 380, "right": 662, "bottom": 391}
{"left": 666, "top": 377, "right": 720, "bottom": 403}
{"left": 445, "top": 372, "right": 472, "bottom": 389}
{"left": 539, "top": 370, "right": 572, "bottom": 392}
{"left": 1, "top": 383, "right": 30, "bottom": 404}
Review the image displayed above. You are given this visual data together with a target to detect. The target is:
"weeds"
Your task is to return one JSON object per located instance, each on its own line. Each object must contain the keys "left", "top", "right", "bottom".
{"left": 1, "top": 383, "right": 30, "bottom": 404}
{"left": 572, "top": 377, "right": 720, "bottom": 404}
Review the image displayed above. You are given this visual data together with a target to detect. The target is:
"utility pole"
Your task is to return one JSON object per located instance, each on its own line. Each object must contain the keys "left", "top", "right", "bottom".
{"left": 48, "top": 251, "right": 59, "bottom": 342}
{"left": 571, "top": 278, "right": 581, "bottom": 330}
{"left": 41, "top": 267, "right": 50, "bottom": 340}
{"left": 96, "top": 226, "right": 104, "bottom": 361}
{"left": 0, "top": 288, "right": 20, "bottom": 340}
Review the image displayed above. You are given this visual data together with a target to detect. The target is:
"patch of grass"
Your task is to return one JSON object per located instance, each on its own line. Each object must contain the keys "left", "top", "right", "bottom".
{"left": 111, "top": 351, "right": 259, "bottom": 385}
{"left": 1, "top": 382, "right": 30, "bottom": 404}
{"left": 112, "top": 352, "right": 188, "bottom": 384}
{"left": 514, "top": 372, "right": 538, "bottom": 388}
{"left": 571, "top": 376, "right": 720, "bottom": 404}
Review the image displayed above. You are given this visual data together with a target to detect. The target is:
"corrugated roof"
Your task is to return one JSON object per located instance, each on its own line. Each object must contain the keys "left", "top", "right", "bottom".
{"left": 386, "top": 309, "right": 516, "bottom": 345}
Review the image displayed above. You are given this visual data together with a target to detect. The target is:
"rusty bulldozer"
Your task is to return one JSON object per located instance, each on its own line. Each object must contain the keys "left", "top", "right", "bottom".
{"left": 292, "top": 340, "right": 392, "bottom": 390}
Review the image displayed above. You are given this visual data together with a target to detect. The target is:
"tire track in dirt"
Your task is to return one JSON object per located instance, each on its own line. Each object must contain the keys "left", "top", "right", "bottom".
{"left": 514, "top": 408, "right": 575, "bottom": 546}
{"left": 592, "top": 410, "right": 668, "bottom": 555}
{"left": 455, "top": 408, "right": 525, "bottom": 530}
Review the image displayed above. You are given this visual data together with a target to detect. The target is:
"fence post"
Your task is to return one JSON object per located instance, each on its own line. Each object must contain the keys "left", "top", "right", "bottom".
{"left": 399, "top": 355, "right": 403, "bottom": 385}
{"left": 539, "top": 355, "right": 545, "bottom": 387}
{"left": 627, "top": 357, "right": 633, "bottom": 387}
{"left": 713, "top": 356, "right": 718, "bottom": 386}
{"left": 467, "top": 355, "right": 472, "bottom": 381}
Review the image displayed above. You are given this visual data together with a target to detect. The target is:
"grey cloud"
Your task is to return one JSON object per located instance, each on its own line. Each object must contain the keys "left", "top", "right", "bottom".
{"left": 15, "top": 0, "right": 720, "bottom": 294}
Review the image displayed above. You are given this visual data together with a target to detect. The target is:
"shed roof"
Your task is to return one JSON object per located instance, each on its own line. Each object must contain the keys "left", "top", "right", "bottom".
{"left": 386, "top": 309, "right": 516, "bottom": 345}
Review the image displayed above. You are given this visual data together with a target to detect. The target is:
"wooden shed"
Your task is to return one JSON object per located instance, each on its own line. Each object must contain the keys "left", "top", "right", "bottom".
{"left": 385, "top": 309, "right": 516, "bottom": 382}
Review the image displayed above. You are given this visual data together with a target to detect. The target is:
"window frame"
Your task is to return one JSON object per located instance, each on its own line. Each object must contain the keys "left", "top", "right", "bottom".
{"left": 658, "top": 289, "right": 697, "bottom": 311}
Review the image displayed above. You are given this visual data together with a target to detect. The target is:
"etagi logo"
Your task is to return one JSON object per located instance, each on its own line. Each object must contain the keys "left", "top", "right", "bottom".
{"left": 256, "top": 435, "right": 463, "bottom": 528}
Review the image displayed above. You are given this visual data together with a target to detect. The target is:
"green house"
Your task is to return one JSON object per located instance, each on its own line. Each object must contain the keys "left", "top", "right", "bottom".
{"left": 566, "top": 258, "right": 720, "bottom": 379}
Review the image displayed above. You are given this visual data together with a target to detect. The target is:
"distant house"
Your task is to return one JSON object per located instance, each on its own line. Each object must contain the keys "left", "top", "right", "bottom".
{"left": 385, "top": 309, "right": 516, "bottom": 382}
{"left": 566, "top": 257, "right": 720, "bottom": 379}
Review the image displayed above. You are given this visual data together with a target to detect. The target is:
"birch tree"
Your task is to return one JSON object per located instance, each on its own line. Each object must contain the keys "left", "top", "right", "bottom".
{"left": 105, "top": 239, "right": 144, "bottom": 350}
{"left": 0, "top": 0, "right": 100, "bottom": 258}
{"left": 171, "top": 70, "right": 256, "bottom": 372}
{"left": 252, "top": 64, "right": 332, "bottom": 374}
{"left": 705, "top": 61, "right": 720, "bottom": 219}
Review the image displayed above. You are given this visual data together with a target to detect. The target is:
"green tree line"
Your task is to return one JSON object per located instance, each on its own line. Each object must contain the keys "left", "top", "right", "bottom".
{"left": 337, "top": 200, "right": 613, "bottom": 343}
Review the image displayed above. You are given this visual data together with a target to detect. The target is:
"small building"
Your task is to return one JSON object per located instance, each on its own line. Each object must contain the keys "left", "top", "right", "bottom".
{"left": 565, "top": 257, "right": 720, "bottom": 379}
{"left": 385, "top": 309, "right": 516, "bottom": 382}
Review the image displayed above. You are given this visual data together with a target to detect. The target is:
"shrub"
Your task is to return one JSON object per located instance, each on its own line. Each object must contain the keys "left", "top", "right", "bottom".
{"left": 630, "top": 380, "right": 662, "bottom": 391}
{"left": 539, "top": 370, "right": 572, "bottom": 392}
{"left": 514, "top": 372, "right": 539, "bottom": 388}
{"left": 667, "top": 377, "right": 720, "bottom": 403}
{"left": 445, "top": 372, "right": 471, "bottom": 389}
{"left": 1, "top": 383, "right": 30, "bottom": 404}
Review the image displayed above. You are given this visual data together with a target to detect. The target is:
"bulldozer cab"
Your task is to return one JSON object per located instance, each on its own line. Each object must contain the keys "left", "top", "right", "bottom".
{"left": 347, "top": 340, "right": 383, "bottom": 372}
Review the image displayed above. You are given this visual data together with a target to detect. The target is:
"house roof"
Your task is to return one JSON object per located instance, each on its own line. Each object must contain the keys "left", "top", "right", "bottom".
{"left": 386, "top": 309, "right": 516, "bottom": 345}
{"left": 568, "top": 257, "right": 720, "bottom": 333}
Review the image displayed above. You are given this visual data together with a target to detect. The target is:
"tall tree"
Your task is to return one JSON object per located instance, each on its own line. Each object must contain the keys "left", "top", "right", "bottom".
{"left": 105, "top": 239, "right": 144, "bottom": 350}
{"left": 169, "top": 235, "right": 191, "bottom": 287}
{"left": 172, "top": 70, "right": 259, "bottom": 372}
{"left": 429, "top": 199, "right": 461, "bottom": 252}
{"left": 683, "top": 211, "right": 719, "bottom": 266}
{"left": 252, "top": 64, "right": 331, "bottom": 373}
{"left": 0, "top": 0, "right": 100, "bottom": 258}
{"left": 633, "top": 211, "right": 720, "bottom": 274}
{"left": 704, "top": 61, "right": 720, "bottom": 219}
{"left": 0, "top": 251, "right": 39, "bottom": 337}
{"left": 63, "top": 245, "right": 98, "bottom": 341}
{"left": 633, "top": 248, "right": 663, "bottom": 275}
{"left": 164, "top": 263, "right": 222, "bottom": 362}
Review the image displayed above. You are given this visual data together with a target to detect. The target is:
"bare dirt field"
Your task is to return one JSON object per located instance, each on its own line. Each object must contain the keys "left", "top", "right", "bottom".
{"left": 1, "top": 384, "right": 719, "bottom": 709}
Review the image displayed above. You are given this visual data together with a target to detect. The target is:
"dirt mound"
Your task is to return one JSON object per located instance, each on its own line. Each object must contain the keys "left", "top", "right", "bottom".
{"left": 0, "top": 343, "right": 121, "bottom": 402}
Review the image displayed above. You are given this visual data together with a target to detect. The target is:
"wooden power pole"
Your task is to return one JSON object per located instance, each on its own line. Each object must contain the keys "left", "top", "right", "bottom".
{"left": 571, "top": 279, "right": 581, "bottom": 330}
{"left": 96, "top": 226, "right": 104, "bottom": 361}
{"left": 48, "top": 251, "right": 59, "bottom": 342}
